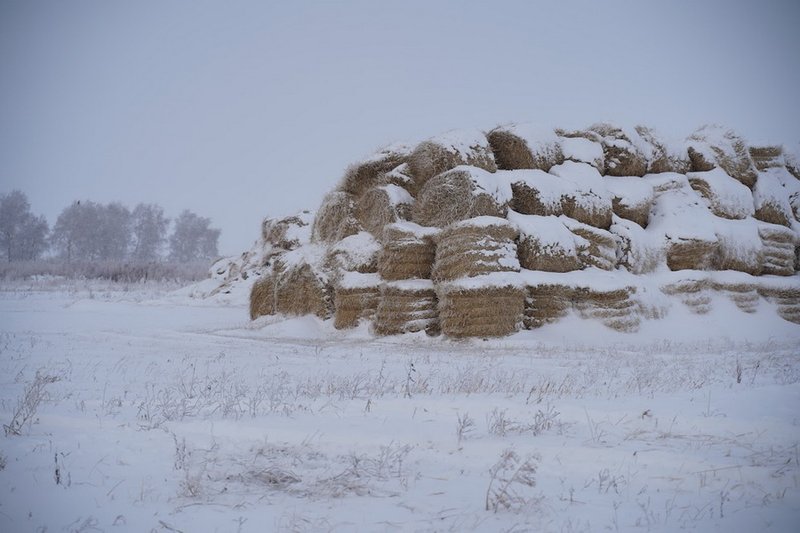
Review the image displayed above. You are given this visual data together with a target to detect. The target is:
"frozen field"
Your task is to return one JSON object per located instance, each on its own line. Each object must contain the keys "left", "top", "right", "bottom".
{"left": 0, "top": 280, "right": 799, "bottom": 532}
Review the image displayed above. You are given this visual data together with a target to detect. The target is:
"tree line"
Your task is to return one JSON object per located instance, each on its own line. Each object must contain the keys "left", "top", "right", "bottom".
{"left": 0, "top": 190, "right": 221, "bottom": 264}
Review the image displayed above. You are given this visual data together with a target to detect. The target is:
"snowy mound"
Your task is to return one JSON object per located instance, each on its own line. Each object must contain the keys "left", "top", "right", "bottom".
{"left": 205, "top": 123, "right": 800, "bottom": 337}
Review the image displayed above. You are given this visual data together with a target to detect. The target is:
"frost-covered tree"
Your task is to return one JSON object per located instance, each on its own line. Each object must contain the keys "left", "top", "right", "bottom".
{"left": 51, "top": 201, "right": 131, "bottom": 261}
{"left": 169, "top": 210, "right": 220, "bottom": 262}
{"left": 97, "top": 202, "right": 131, "bottom": 260}
{"left": 131, "top": 203, "right": 169, "bottom": 261}
{"left": 0, "top": 190, "right": 49, "bottom": 262}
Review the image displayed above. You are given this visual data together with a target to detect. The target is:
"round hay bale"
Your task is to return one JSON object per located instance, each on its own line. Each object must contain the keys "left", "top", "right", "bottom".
{"left": 378, "top": 222, "right": 438, "bottom": 281}
{"left": 523, "top": 283, "right": 576, "bottom": 328}
{"left": 432, "top": 217, "right": 520, "bottom": 281}
{"left": 333, "top": 273, "right": 381, "bottom": 329}
{"left": 509, "top": 171, "right": 565, "bottom": 217}
{"left": 354, "top": 184, "right": 414, "bottom": 239}
{"left": 712, "top": 219, "right": 763, "bottom": 275}
{"left": 687, "top": 168, "right": 754, "bottom": 220}
{"left": 312, "top": 191, "right": 362, "bottom": 243}
{"left": 373, "top": 280, "right": 439, "bottom": 336}
{"left": 749, "top": 145, "right": 784, "bottom": 171}
{"left": 486, "top": 124, "right": 564, "bottom": 171}
{"left": 686, "top": 125, "right": 757, "bottom": 188}
{"left": 324, "top": 231, "right": 381, "bottom": 275}
{"left": 560, "top": 217, "right": 618, "bottom": 271}
{"left": 604, "top": 177, "right": 654, "bottom": 227}
{"left": 587, "top": 123, "right": 649, "bottom": 177}
{"left": 274, "top": 249, "right": 333, "bottom": 319}
{"left": 508, "top": 211, "right": 582, "bottom": 272}
{"left": 634, "top": 125, "right": 691, "bottom": 174}
{"left": 407, "top": 130, "right": 497, "bottom": 189}
{"left": 412, "top": 166, "right": 511, "bottom": 228}
{"left": 249, "top": 270, "right": 276, "bottom": 320}
{"left": 557, "top": 133, "right": 606, "bottom": 173}
{"left": 339, "top": 143, "right": 413, "bottom": 198}
{"left": 758, "top": 222, "right": 796, "bottom": 276}
{"left": 753, "top": 171, "right": 793, "bottom": 227}
{"left": 262, "top": 211, "right": 313, "bottom": 249}
{"left": 437, "top": 274, "right": 525, "bottom": 338}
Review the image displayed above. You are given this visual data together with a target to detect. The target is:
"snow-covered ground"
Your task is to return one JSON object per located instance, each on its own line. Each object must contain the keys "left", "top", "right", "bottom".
{"left": 1, "top": 280, "right": 799, "bottom": 532}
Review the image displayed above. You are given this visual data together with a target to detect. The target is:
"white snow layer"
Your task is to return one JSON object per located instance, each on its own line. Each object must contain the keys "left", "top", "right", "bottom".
{"left": 427, "top": 128, "right": 493, "bottom": 160}
{"left": 687, "top": 168, "right": 754, "bottom": 219}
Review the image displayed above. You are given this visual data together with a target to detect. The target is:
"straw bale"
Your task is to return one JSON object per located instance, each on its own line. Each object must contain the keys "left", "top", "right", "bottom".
{"left": 610, "top": 217, "right": 662, "bottom": 274}
{"left": 784, "top": 148, "right": 800, "bottom": 180}
{"left": 758, "top": 223, "right": 796, "bottom": 276}
{"left": 562, "top": 219, "right": 618, "bottom": 271}
{"left": 557, "top": 133, "right": 606, "bottom": 173}
{"left": 753, "top": 172, "right": 793, "bottom": 227}
{"left": 437, "top": 283, "right": 525, "bottom": 338}
{"left": 324, "top": 232, "right": 380, "bottom": 275}
{"left": 407, "top": 131, "right": 497, "bottom": 189}
{"left": 378, "top": 240, "right": 436, "bottom": 281}
{"left": 712, "top": 220, "right": 763, "bottom": 275}
{"left": 561, "top": 192, "right": 613, "bottom": 229}
{"left": 757, "top": 285, "right": 800, "bottom": 324}
{"left": 273, "top": 258, "right": 333, "bottom": 319}
{"left": 312, "top": 191, "right": 362, "bottom": 243}
{"left": 687, "top": 169, "right": 754, "bottom": 220}
{"left": 333, "top": 275, "right": 381, "bottom": 329}
{"left": 432, "top": 218, "right": 519, "bottom": 281}
{"left": 339, "top": 144, "right": 412, "bottom": 198}
{"left": 572, "top": 286, "right": 640, "bottom": 332}
{"left": 249, "top": 271, "right": 276, "bottom": 320}
{"left": 373, "top": 281, "right": 439, "bottom": 335}
{"left": 354, "top": 185, "right": 413, "bottom": 239}
{"left": 635, "top": 125, "right": 691, "bottom": 174}
{"left": 665, "top": 238, "right": 718, "bottom": 272}
{"left": 523, "top": 284, "right": 576, "bottom": 328}
{"left": 413, "top": 167, "right": 508, "bottom": 228}
{"left": 661, "top": 279, "right": 713, "bottom": 314}
{"left": 749, "top": 145, "right": 784, "bottom": 172}
{"left": 486, "top": 125, "right": 564, "bottom": 171}
{"left": 687, "top": 126, "right": 757, "bottom": 188}
{"left": 262, "top": 211, "right": 313, "bottom": 250}
{"left": 587, "top": 123, "right": 649, "bottom": 177}
{"left": 711, "top": 281, "right": 760, "bottom": 313}
{"left": 510, "top": 180, "right": 563, "bottom": 217}
{"left": 509, "top": 212, "right": 582, "bottom": 273}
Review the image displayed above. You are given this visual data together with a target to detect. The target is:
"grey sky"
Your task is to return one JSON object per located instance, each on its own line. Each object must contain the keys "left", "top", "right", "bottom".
{"left": 1, "top": 0, "right": 798, "bottom": 255}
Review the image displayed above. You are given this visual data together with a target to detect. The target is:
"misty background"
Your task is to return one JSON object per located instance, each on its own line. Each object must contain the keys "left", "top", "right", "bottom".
{"left": 1, "top": 0, "right": 798, "bottom": 256}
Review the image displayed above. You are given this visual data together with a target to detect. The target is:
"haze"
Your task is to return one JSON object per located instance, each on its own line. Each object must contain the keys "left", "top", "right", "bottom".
{"left": 1, "top": 0, "right": 798, "bottom": 255}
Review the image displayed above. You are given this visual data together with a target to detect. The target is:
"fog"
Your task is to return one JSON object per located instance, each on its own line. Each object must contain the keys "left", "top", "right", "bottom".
{"left": 1, "top": 0, "right": 798, "bottom": 255}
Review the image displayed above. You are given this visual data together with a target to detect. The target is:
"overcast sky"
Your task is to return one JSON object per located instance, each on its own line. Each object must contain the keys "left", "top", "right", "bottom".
{"left": 1, "top": 0, "right": 798, "bottom": 255}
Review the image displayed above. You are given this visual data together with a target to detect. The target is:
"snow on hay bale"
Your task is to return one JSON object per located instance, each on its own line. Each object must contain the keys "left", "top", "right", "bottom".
{"left": 378, "top": 222, "right": 439, "bottom": 281}
{"left": 486, "top": 124, "right": 564, "bottom": 171}
{"left": 339, "top": 143, "right": 413, "bottom": 198}
{"left": 753, "top": 170, "right": 793, "bottom": 227}
{"left": 687, "top": 168, "right": 754, "bottom": 220}
{"left": 784, "top": 146, "right": 800, "bottom": 180}
{"left": 686, "top": 125, "right": 758, "bottom": 188}
{"left": 604, "top": 176, "right": 654, "bottom": 227}
{"left": 324, "top": 231, "right": 381, "bottom": 274}
{"left": 585, "top": 123, "right": 650, "bottom": 177}
{"left": 559, "top": 216, "right": 618, "bottom": 271}
{"left": 712, "top": 218, "right": 763, "bottom": 275}
{"left": 648, "top": 188, "right": 719, "bottom": 271}
{"left": 749, "top": 145, "right": 784, "bottom": 172}
{"left": 507, "top": 211, "right": 581, "bottom": 272}
{"left": 610, "top": 216, "right": 662, "bottom": 274}
{"left": 634, "top": 125, "right": 691, "bottom": 174}
{"left": 431, "top": 217, "right": 520, "bottom": 281}
{"left": 273, "top": 246, "right": 333, "bottom": 319}
{"left": 437, "top": 273, "right": 525, "bottom": 338}
{"left": 312, "top": 191, "right": 362, "bottom": 243}
{"left": 407, "top": 129, "right": 497, "bottom": 189}
{"left": 262, "top": 211, "right": 313, "bottom": 249}
{"left": 758, "top": 283, "right": 800, "bottom": 324}
{"left": 523, "top": 283, "right": 576, "bottom": 328}
{"left": 711, "top": 277, "right": 761, "bottom": 314}
{"left": 558, "top": 134, "right": 606, "bottom": 173}
{"left": 758, "top": 222, "right": 796, "bottom": 276}
{"left": 333, "top": 272, "right": 381, "bottom": 329}
{"left": 661, "top": 276, "right": 714, "bottom": 315}
{"left": 413, "top": 166, "right": 511, "bottom": 228}
{"left": 354, "top": 184, "right": 414, "bottom": 239}
{"left": 572, "top": 285, "right": 640, "bottom": 332}
{"left": 373, "top": 279, "right": 439, "bottom": 335}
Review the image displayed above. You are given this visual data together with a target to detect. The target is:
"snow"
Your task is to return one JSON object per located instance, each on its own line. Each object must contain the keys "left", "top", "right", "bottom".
{"left": 648, "top": 188, "right": 718, "bottom": 243}
{"left": 450, "top": 214, "right": 515, "bottom": 230}
{"left": 498, "top": 123, "right": 561, "bottom": 156}
{"left": 610, "top": 216, "right": 664, "bottom": 274}
{"left": 452, "top": 165, "right": 513, "bottom": 204}
{"left": 560, "top": 136, "right": 604, "bottom": 167}
{"left": 507, "top": 211, "right": 578, "bottom": 255}
{"left": 383, "top": 278, "right": 435, "bottom": 291}
{"left": 428, "top": 129, "right": 493, "bottom": 160}
{"left": 754, "top": 169, "right": 794, "bottom": 219}
{"left": 687, "top": 168, "right": 755, "bottom": 219}
{"left": 503, "top": 168, "right": 564, "bottom": 208}
{"left": 1, "top": 281, "right": 799, "bottom": 532}
{"left": 338, "top": 271, "right": 381, "bottom": 289}
{"left": 605, "top": 176, "right": 655, "bottom": 208}
{"left": 384, "top": 220, "right": 440, "bottom": 239}
{"left": 439, "top": 271, "right": 525, "bottom": 290}
{"left": 644, "top": 172, "right": 692, "bottom": 194}
{"left": 328, "top": 231, "right": 381, "bottom": 271}
{"left": 378, "top": 183, "right": 413, "bottom": 206}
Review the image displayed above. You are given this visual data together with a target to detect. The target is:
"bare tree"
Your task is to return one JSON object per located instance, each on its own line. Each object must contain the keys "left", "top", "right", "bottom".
{"left": 169, "top": 210, "right": 220, "bottom": 263}
{"left": 0, "top": 190, "right": 49, "bottom": 262}
{"left": 131, "top": 203, "right": 169, "bottom": 261}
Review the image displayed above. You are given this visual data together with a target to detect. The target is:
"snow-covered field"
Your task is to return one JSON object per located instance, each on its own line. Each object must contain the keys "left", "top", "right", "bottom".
{"left": 1, "top": 280, "right": 799, "bottom": 532}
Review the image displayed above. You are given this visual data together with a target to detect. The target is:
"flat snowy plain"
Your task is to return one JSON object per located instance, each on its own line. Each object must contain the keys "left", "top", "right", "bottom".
{"left": 0, "top": 279, "right": 798, "bottom": 532}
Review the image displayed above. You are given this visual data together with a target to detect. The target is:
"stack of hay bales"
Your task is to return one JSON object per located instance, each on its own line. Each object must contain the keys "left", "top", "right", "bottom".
{"left": 604, "top": 177, "right": 655, "bottom": 227}
{"left": 378, "top": 222, "right": 438, "bottom": 281}
{"left": 686, "top": 125, "right": 758, "bottom": 188}
{"left": 333, "top": 272, "right": 381, "bottom": 329}
{"left": 324, "top": 231, "right": 381, "bottom": 274}
{"left": 585, "top": 123, "right": 650, "bottom": 177}
{"left": 749, "top": 145, "right": 784, "bottom": 172}
{"left": 662, "top": 278, "right": 713, "bottom": 314}
{"left": 634, "top": 125, "right": 691, "bottom": 174}
{"left": 572, "top": 286, "right": 641, "bottom": 332}
{"left": 338, "top": 143, "right": 413, "bottom": 197}
{"left": 273, "top": 246, "right": 334, "bottom": 319}
{"left": 407, "top": 129, "right": 497, "bottom": 190}
{"left": 648, "top": 188, "right": 719, "bottom": 271}
{"left": 712, "top": 219, "right": 763, "bottom": 275}
{"left": 437, "top": 273, "right": 525, "bottom": 337}
{"left": 431, "top": 217, "right": 520, "bottom": 281}
{"left": 413, "top": 166, "right": 511, "bottom": 228}
{"left": 687, "top": 168, "right": 755, "bottom": 220}
{"left": 355, "top": 184, "right": 414, "bottom": 239}
{"left": 758, "top": 284, "right": 800, "bottom": 324}
{"left": 312, "top": 191, "right": 361, "bottom": 243}
{"left": 753, "top": 170, "right": 793, "bottom": 227}
{"left": 758, "top": 222, "right": 796, "bottom": 276}
{"left": 559, "top": 217, "right": 618, "bottom": 271}
{"left": 373, "top": 280, "right": 439, "bottom": 335}
{"left": 487, "top": 124, "right": 564, "bottom": 171}
{"left": 522, "top": 283, "right": 577, "bottom": 328}
{"left": 508, "top": 211, "right": 582, "bottom": 272}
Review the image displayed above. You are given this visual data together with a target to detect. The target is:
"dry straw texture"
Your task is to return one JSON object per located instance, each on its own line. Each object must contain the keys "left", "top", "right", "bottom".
{"left": 373, "top": 282, "right": 439, "bottom": 335}
{"left": 262, "top": 212, "right": 312, "bottom": 249}
{"left": 687, "top": 126, "right": 757, "bottom": 188}
{"left": 665, "top": 238, "right": 718, "bottom": 271}
{"left": 758, "top": 223, "right": 796, "bottom": 276}
{"left": 486, "top": 127, "right": 564, "bottom": 171}
{"left": 517, "top": 234, "right": 581, "bottom": 273}
{"left": 758, "top": 285, "right": 800, "bottom": 324}
{"left": 712, "top": 281, "right": 760, "bottom": 313}
{"left": 355, "top": 185, "right": 413, "bottom": 239}
{"left": 510, "top": 181, "right": 612, "bottom": 229}
{"left": 687, "top": 173, "right": 752, "bottom": 220}
{"left": 712, "top": 236, "right": 763, "bottom": 275}
{"left": 566, "top": 221, "right": 618, "bottom": 271}
{"left": 324, "top": 235, "right": 380, "bottom": 275}
{"left": 437, "top": 283, "right": 525, "bottom": 338}
{"left": 610, "top": 197, "right": 650, "bottom": 228}
{"left": 572, "top": 286, "right": 640, "bottom": 332}
{"left": 339, "top": 145, "right": 411, "bottom": 198}
{"left": 249, "top": 271, "right": 276, "bottom": 320}
{"left": 273, "top": 260, "right": 333, "bottom": 319}
{"left": 432, "top": 219, "right": 519, "bottom": 281}
{"left": 523, "top": 284, "right": 576, "bottom": 328}
{"left": 333, "top": 284, "right": 380, "bottom": 329}
{"left": 407, "top": 137, "right": 497, "bottom": 189}
{"left": 588, "top": 124, "right": 648, "bottom": 177}
{"left": 378, "top": 224, "right": 437, "bottom": 281}
{"left": 661, "top": 279, "right": 713, "bottom": 314}
{"left": 413, "top": 168, "right": 507, "bottom": 228}
{"left": 635, "top": 125, "right": 690, "bottom": 174}
{"left": 312, "top": 191, "right": 362, "bottom": 243}
{"left": 749, "top": 145, "right": 784, "bottom": 172}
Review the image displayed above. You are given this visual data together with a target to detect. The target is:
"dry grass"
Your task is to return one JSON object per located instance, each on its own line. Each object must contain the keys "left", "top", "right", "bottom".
{"left": 687, "top": 127, "right": 757, "bottom": 188}
{"left": 754, "top": 201, "right": 792, "bottom": 228}
{"left": 758, "top": 223, "right": 796, "bottom": 276}
{"left": 665, "top": 238, "right": 718, "bottom": 271}
{"left": 273, "top": 260, "right": 333, "bottom": 319}
{"left": 333, "top": 284, "right": 381, "bottom": 329}
{"left": 407, "top": 138, "right": 496, "bottom": 189}
{"left": 588, "top": 123, "right": 648, "bottom": 177}
{"left": 355, "top": 186, "right": 413, "bottom": 239}
{"left": 413, "top": 168, "right": 507, "bottom": 228}
{"left": 432, "top": 219, "right": 519, "bottom": 281}
{"left": 437, "top": 282, "right": 525, "bottom": 338}
{"left": 486, "top": 127, "right": 564, "bottom": 171}
{"left": 249, "top": 271, "right": 276, "bottom": 320}
{"left": 373, "top": 282, "right": 439, "bottom": 336}
{"left": 312, "top": 191, "right": 362, "bottom": 243}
